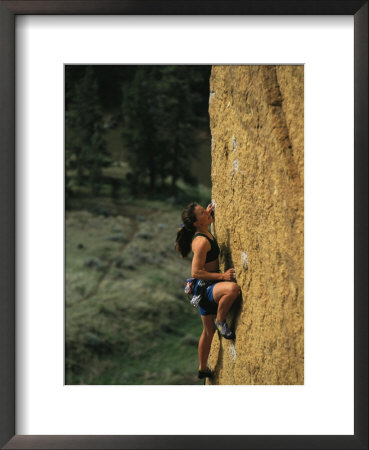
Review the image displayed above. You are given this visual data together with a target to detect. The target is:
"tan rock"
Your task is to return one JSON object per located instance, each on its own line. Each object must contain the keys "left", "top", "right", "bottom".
{"left": 208, "top": 65, "right": 304, "bottom": 385}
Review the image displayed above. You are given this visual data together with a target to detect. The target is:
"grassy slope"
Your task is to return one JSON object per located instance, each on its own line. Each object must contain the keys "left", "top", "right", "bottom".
{"left": 66, "top": 190, "right": 212, "bottom": 385}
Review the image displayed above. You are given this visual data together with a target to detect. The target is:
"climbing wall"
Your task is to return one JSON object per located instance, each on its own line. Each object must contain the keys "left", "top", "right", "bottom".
{"left": 208, "top": 65, "right": 304, "bottom": 384}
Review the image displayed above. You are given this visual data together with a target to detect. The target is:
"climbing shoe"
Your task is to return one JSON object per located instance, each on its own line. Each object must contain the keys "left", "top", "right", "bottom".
{"left": 198, "top": 367, "right": 213, "bottom": 379}
{"left": 214, "top": 320, "right": 235, "bottom": 340}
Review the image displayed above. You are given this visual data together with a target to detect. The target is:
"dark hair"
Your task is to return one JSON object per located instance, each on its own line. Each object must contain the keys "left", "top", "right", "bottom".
{"left": 175, "top": 202, "right": 198, "bottom": 258}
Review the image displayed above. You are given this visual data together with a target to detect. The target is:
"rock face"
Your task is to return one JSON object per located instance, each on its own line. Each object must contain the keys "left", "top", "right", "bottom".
{"left": 208, "top": 66, "right": 304, "bottom": 385}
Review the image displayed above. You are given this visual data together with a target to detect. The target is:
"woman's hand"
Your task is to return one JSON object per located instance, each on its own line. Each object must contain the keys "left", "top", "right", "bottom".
{"left": 206, "top": 203, "right": 215, "bottom": 215}
{"left": 222, "top": 268, "right": 236, "bottom": 281}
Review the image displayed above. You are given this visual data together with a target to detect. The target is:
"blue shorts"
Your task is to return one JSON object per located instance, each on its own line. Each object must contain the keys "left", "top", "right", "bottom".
{"left": 194, "top": 280, "right": 219, "bottom": 316}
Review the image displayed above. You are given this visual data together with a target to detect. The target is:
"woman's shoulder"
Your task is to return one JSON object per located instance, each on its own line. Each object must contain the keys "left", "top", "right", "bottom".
{"left": 194, "top": 232, "right": 215, "bottom": 241}
{"left": 192, "top": 232, "right": 206, "bottom": 241}
{"left": 191, "top": 233, "right": 211, "bottom": 248}
{"left": 192, "top": 232, "right": 212, "bottom": 242}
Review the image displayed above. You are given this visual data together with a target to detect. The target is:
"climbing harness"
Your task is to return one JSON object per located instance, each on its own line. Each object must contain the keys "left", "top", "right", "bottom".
{"left": 184, "top": 278, "right": 214, "bottom": 309}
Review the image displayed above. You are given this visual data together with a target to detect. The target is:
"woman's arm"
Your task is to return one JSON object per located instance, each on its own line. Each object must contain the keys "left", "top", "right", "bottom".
{"left": 191, "top": 237, "right": 234, "bottom": 281}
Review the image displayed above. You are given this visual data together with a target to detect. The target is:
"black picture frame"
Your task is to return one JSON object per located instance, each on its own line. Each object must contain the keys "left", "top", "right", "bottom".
{"left": 0, "top": 1, "right": 367, "bottom": 449}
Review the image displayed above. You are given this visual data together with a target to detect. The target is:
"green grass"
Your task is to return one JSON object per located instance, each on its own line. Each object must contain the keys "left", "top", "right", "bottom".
{"left": 65, "top": 190, "right": 210, "bottom": 385}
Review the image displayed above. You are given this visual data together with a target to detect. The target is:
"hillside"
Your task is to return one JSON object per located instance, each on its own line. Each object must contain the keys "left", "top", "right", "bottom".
{"left": 65, "top": 190, "right": 211, "bottom": 385}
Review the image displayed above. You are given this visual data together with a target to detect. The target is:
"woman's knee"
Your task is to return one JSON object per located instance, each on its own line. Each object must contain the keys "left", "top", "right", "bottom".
{"left": 231, "top": 283, "right": 241, "bottom": 298}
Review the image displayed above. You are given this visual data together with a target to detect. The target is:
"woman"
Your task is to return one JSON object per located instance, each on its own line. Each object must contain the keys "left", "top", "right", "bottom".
{"left": 175, "top": 202, "right": 240, "bottom": 379}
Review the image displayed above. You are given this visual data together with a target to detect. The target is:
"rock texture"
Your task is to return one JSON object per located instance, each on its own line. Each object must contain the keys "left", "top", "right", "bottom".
{"left": 208, "top": 66, "right": 304, "bottom": 385}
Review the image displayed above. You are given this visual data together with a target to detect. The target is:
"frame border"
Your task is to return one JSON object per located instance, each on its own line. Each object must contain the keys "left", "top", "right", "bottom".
{"left": 1, "top": 1, "right": 367, "bottom": 449}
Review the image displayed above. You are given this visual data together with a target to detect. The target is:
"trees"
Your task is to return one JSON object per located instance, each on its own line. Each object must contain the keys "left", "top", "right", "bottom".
{"left": 121, "top": 67, "right": 160, "bottom": 192}
{"left": 121, "top": 66, "right": 207, "bottom": 195}
{"left": 65, "top": 67, "right": 110, "bottom": 199}
{"left": 65, "top": 65, "right": 211, "bottom": 200}
{"left": 155, "top": 66, "right": 199, "bottom": 194}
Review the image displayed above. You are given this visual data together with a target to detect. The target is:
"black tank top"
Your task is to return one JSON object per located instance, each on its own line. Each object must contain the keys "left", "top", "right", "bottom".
{"left": 192, "top": 232, "right": 220, "bottom": 263}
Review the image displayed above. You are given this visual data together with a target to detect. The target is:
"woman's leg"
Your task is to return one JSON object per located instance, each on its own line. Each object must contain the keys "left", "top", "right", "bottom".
{"left": 212, "top": 282, "right": 240, "bottom": 323}
{"left": 198, "top": 314, "right": 216, "bottom": 370}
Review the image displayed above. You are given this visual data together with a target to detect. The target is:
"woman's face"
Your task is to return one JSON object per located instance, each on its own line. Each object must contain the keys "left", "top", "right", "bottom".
{"left": 193, "top": 205, "right": 213, "bottom": 228}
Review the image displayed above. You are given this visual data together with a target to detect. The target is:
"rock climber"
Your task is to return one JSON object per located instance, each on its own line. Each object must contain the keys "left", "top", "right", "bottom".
{"left": 175, "top": 202, "right": 240, "bottom": 380}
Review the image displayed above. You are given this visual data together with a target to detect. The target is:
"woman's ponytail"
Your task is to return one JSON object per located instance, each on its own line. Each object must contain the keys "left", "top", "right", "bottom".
{"left": 174, "top": 202, "right": 198, "bottom": 257}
